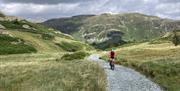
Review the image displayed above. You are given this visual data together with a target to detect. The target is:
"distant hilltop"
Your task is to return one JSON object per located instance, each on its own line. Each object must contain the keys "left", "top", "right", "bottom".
{"left": 42, "top": 13, "right": 180, "bottom": 49}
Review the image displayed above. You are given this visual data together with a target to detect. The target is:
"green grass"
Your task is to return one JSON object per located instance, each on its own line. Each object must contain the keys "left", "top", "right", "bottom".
{"left": 55, "top": 41, "right": 93, "bottom": 52}
{"left": 149, "top": 39, "right": 171, "bottom": 44}
{"left": 0, "top": 20, "right": 24, "bottom": 29}
{"left": 0, "top": 53, "right": 106, "bottom": 91}
{"left": 41, "top": 33, "right": 54, "bottom": 40}
{"left": 0, "top": 21, "right": 94, "bottom": 54}
{"left": 0, "top": 34, "right": 19, "bottom": 42}
{"left": 138, "top": 61, "right": 180, "bottom": 91}
{"left": 0, "top": 20, "right": 71, "bottom": 41}
{"left": 61, "top": 51, "right": 89, "bottom": 60}
{"left": 101, "top": 42, "right": 180, "bottom": 91}
{"left": 0, "top": 35, "right": 37, "bottom": 55}
{"left": 0, "top": 43, "right": 37, "bottom": 55}
{"left": 8, "top": 30, "right": 91, "bottom": 53}
{"left": 55, "top": 41, "right": 82, "bottom": 52}
{"left": 0, "top": 17, "right": 106, "bottom": 91}
{"left": 8, "top": 30, "right": 62, "bottom": 53}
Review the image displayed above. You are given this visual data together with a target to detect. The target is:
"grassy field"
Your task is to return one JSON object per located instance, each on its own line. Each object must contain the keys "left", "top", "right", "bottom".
{"left": 7, "top": 30, "right": 93, "bottom": 53}
{"left": 0, "top": 19, "right": 106, "bottom": 91}
{"left": 0, "top": 52, "right": 106, "bottom": 91}
{"left": 101, "top": 42, "right": 180, "bottom": 91}
{"left": 0, "top": 19, "right": 93, "bottom": 54}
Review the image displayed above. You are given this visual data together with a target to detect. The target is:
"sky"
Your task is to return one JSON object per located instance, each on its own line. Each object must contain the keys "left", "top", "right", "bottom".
{"left": 0, "top": 0, "right": 179, "bottom": 21}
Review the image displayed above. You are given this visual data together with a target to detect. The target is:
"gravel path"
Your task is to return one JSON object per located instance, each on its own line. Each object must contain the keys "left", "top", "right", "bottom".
{"left": 88, "top": 54, "right": 164, "bottom": 91}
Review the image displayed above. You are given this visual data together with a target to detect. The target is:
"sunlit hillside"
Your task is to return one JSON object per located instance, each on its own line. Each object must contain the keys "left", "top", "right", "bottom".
{"left": 102, "top": 41, "right": 180, "bottom": 91}
{"left": 0, "top": 13, "right": 106, "bottom": 91}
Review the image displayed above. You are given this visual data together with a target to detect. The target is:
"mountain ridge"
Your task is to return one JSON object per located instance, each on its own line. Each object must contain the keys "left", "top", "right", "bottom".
{"left": 42, "top": 13, "right": 180, "bottom": 49}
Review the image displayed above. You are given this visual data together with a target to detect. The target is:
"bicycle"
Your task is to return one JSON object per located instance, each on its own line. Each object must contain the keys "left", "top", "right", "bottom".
{"left": 109, "top": 58, "right": 115, "bottom": 70}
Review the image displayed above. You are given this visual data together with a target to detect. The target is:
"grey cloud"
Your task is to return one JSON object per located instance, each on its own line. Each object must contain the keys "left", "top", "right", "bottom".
{"left": 161, "top": 0, "right": 180, "bottom": 3}
{"left": 2, "top": 0, "right": 93, "bottom": 4}
{"left": 154, "top": 3, "right": 180, "bottom": 16}
{"left": 0, "top": 0, "right": 179, "bottom": 21}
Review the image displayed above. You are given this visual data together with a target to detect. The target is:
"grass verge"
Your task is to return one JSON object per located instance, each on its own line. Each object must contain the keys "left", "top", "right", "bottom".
{"left": 0, "top": 53, "right": 106, "bottom": 91}
{"left": 102, "top": 42, "right": 180, "bottom": 91}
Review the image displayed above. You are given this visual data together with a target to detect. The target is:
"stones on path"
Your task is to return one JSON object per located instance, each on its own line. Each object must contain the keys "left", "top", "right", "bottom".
{"left": 88, "top": 54, "right": 163, "bottom": 91}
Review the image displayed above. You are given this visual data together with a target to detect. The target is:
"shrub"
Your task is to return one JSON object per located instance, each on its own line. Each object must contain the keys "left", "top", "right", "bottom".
{"left": 149, "top": 38, "right": 171, "bottom": 44}
{"left": 0, "top": 34, "right": 19, "bottom": 42}
{"left": 0, "top": 21, "right": 24, "bottom": 29}
{"left": 55, "top": 42, "right": 82, "bottom": 52}
{"left": 172, "top": 30, "right": 180, "bottom": 46}
{"left": 61, "top": 51, "right": 89, "bottom": 60}
{"left": 41, "top": 33, "right": 54, "bottom": 40}
{"left": 0, "top": 44, "right": 37, "bottom": 55}
{"left": 13, "top": 19, "right": 20, "bottom": 25}
{"left": 172, "top": 35, "right": 180, "bottom": 46}
{"left": 0, "top": 34, "right": 37, "bottom": 55}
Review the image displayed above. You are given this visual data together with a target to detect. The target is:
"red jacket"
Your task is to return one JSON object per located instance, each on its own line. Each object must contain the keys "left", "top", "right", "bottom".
{"left": 110, "top": 51, "right": 115, "bottom": 58}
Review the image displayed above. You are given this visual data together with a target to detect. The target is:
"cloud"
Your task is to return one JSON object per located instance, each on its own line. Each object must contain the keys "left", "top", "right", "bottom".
{"left": 1, "top": 0, "right": 92, "bottom": 4}
{"left": 161, "top": 0, "right": 180, "bottom": 3}
{"left": 0, "top": 2, "right": 80, "bottom": 21}
{"left": 0, "top": 0, "right": 179, "bottom": 21}
{"left": 154, "top": 2, "right": 180, "bottom": 19}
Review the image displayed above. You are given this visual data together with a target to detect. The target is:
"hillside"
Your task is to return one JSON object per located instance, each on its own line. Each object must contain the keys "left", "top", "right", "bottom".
{"left": 0, "top": 14, "right": 93, "bottom": 55}
{"left": 101, "top": 42, "right": 180, "bottom": 91}
{"left": 43, "top": 13, "right": 180, "bottom": 49}
{"left": 0, "top": 13, "right": 106, "bottom": 91}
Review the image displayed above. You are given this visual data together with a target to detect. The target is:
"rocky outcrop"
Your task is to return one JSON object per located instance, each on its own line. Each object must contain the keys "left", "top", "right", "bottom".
{"left": 22, "top": 24, "right": 37, "bottom": 31}
{"left": 22, "top": 24, "right": 31, "bottom": 29}
{"left": 0, "top": 29, "right": 9, "bottom": 35}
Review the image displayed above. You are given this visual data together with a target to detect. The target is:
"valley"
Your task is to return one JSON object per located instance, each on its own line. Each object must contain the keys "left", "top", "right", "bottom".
{"left": 0, "top": 12, "right": 180, "bottom": 91}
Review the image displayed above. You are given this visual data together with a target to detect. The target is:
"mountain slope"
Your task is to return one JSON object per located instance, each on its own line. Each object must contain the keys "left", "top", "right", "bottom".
{"left": 43, "top": 15, "right": 95, "bottom": 34}
{"left": 0, "top": 14, "right": 93, "bottom": 55}
{"left": 43, "top": 13, "right": 180, "bottom": 49}
{"left": 0, "top": 13, "right": 106, "bottom": 91}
